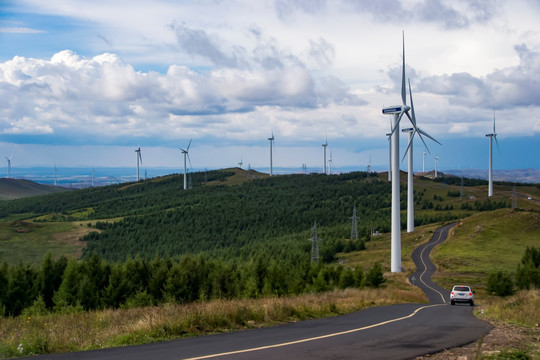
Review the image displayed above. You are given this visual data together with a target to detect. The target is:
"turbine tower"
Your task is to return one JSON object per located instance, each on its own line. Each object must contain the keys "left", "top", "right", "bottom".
{"left": 5, "top": 155, "right": 12, "bottom": 179}
{"left": 54, "top": 163, "right": 58, "bottom": 186}
{"left": 268, "top": 131, "right": 275, "bottom": 176}
{"left": 328, "top": 149, "right": 333, "bottom": 175}
{"left": 401, "top": 79, "right": 440, "bottom": 233}
{"left": 135, "top": 145, "right": 142, "bottom": 181}
{"left": 422, "top": 152, "right": 426, "bottom": 173}
{"left": 179, "top": 139, "right": 192, "bottom": 190}
{"left": 434, "top": 156, "right": 439, "bottom": 178}
{"left": 386, "top": 133, "right": 392, "bottom": 181}
{"left": 367, "top": 153, "right": 372, "bottom": 179}
{"left": 486, "top": 111, "right": 499, "bottom": 197}
{"left": 322, "top": 137, "right": 328, "bottom": 175}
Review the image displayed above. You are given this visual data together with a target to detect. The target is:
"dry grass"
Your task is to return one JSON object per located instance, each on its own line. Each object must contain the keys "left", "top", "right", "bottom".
{"left": 0, "top": 286, "right": 425, "bottom": 357}
{"left": 475, "top": 289, "right": 540, "bottom": 328}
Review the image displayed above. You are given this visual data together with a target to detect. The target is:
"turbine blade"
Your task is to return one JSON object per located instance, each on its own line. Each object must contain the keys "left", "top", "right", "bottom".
{"left": 493, "top": 110, "right": 496, "bottom": 134}
{"left": 418, "top": 128, "right": 441, "bottom": 145}
{"left": 417, "top": 131, "right": 430, "bottom": 154}
{"left": 390, "top": 110, "right": 406, "bottom": 136}
{"left": 401, "top": 31, "right": 407, "bottom": 106}
{"left": 187, "top": 153, "right": 192, "bottom": 169}
{"left": 139, "top": 152, "right": 143, "bottom": 164}
{"left": 494, "top": 135, "right": 500, "bottom": 154}
{"left": 401, "top": 130, "right": 416, "bottom": 162}
{"left": 187, "top": 139, "right": 192, "bottom": 152}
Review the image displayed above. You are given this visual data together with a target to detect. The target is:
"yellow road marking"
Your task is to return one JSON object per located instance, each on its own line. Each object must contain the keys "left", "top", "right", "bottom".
{"left": 182, "top": 304, "right": 443, "bottom": 360}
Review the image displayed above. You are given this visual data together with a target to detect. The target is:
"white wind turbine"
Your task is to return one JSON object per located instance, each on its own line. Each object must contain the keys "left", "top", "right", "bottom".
{"left": 5, "top": 155, "right": 12, "bottom": 179}
{"left": 238, "top": 157, "right": 243, "bottom": 169}
{"left": 401, "top": 79, "right": 440, "bottom": 233}
{"left": 135, "top": 145, "right": 142, "bottom": 182}
{"left": 486, "top": 111, "right": 499, "bottom": 197}
{"left": 322, "top": 137, "right": 328, "bottom": 175}
{"left": 328, "top": 149, "right": 333, "bottom": 175}
{"left": 382, "top": 32, "right": 432, "bottom": 272}
{"left": 268, "top": 131, "right": 275, "bottom": 176}
{"left": 180, "top": 139, "right": 192, "bottom": 190}
{"left": 54, "top": 163, "right": 58, "bottom": 186}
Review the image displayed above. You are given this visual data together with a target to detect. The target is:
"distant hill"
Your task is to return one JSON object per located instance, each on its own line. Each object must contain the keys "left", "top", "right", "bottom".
{"left": 444, "top": 168, "right": 540, "bottom": 183}
{"left": 0, "top": 178, "right": 68, "bottom": 200}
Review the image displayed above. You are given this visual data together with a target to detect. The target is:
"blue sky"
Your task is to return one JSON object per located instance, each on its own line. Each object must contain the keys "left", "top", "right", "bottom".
{"left": 1, "top": 0, "right": 539, "bottom": 175}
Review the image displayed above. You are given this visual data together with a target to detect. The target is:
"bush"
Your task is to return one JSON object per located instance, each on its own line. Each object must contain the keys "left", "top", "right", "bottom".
{"left": 487, "top": 271, "right": 514, "bottom": 297}
{"left": 365, "top": 263, "right": 385, "bottom": 288}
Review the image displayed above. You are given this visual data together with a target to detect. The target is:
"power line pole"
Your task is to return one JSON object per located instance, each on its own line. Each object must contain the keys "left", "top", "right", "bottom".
{"left": 309, "top": 222, "right": 322, "bottom": 264}
{"left": 350, "top": 205, "right": 358, "bottom": 241}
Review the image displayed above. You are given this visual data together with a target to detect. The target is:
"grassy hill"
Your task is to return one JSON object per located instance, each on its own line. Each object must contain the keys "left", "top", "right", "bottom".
{"left": 1, "top": 167, "right": 537, "bottom": 266}
{"left": 0, "top": 178, "right": 67, "bottom": 200}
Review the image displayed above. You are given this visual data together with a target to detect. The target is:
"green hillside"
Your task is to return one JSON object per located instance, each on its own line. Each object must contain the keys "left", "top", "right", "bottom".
{"left": 0, "top": 178, "right": 67, "bottom": 201}
{"left": 1, "top": 168, "right": 531, "bottom": 266}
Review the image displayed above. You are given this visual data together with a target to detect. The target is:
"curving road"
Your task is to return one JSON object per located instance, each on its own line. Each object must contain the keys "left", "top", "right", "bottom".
{"left": 27, "top": 223, "right": 492, "bottom": 360}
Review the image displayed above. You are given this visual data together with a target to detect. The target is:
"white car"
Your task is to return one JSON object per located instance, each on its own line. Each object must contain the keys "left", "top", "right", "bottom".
{"left": 450, "top": 285, "right": 475, "bottom": 306}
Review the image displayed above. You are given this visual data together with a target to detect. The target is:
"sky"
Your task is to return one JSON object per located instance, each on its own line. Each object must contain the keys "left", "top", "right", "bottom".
{"left": 1, "top": 0, "right": 540, "bottom": 176}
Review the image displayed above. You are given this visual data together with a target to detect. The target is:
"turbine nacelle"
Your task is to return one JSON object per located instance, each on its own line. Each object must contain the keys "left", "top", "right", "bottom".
{"left": 382, "top": 105, "right": 410, "bottom": 115}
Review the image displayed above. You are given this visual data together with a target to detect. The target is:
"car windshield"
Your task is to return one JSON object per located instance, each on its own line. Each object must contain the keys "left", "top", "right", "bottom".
{"left": 454, "top": 286, "right": 470, "bottom": 292}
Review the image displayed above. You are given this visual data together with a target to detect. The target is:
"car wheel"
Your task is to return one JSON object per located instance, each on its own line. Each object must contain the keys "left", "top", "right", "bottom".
{"left": 450, "top": 300, "right": 455, "bottom": 305}
{"left": 470, "top": 301, "right": 474, "bottom": 306}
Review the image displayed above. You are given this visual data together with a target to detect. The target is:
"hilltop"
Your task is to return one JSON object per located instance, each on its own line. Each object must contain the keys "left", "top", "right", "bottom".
{"left": 0, "top": 178, "right": 68, "bottom": 200}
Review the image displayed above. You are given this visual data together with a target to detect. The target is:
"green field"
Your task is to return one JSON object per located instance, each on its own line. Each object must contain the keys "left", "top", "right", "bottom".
{"left": 432, "top": 208, "right": 540, "bottom": 292}
{"left": 0, "top": 220, "right": 90, "bottom": 264}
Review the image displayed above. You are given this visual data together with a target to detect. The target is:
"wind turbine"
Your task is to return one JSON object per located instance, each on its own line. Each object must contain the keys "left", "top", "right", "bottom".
{"left": 401, "top": 79, "right": 440, "bottom": 233}
{"left": 328, "top": 149, "right": 333, "bottom": 175}
{"left": 4, "top": 155, "right": 12, "bottom": 179}
{"left": 54, "top": 163, "right": 58, "bottom": 186}
{"left": 268, "top": 131, "right": 275, "bottom": 176}
{"left": 238, "top": 157, "right": 243, "bottom": 169}
{"left": 322, "top": 137, "right": 328, "bottom": 175}
{"left": 179, "top": 139, "right": 192, "bottom": 190}
{"left": 135, "top": 145, "right": 142, "bottom": 182}
{"left": 486, "top": 111, "right": 499, "bottom": 197}
{"left": 367, "top": 153, "right": 372, "bottom": 179}
{"left": 382, "top": 31, "right": 432, "bottom": 272}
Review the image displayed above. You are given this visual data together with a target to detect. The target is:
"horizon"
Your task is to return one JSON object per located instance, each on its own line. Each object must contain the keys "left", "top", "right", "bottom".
{"left": 1, "top": 1, "right": 539, "bottom": 172}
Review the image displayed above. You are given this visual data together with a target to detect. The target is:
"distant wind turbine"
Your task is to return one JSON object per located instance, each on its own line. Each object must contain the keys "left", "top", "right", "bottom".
{"left": 54, "top": 163, "right": 58, "bottom": 186}
{"left": 268, "top": 131, "right": 275, "bottom": 176}
{"left": 238, "top": 157, "right": 243, "bottom": 169}
{"left": 135, "top": 145, "right": 142, "bottom": 181}
{"left": 180, "top": 139, "right": 192, "bottom": 190}
{"left": 4, "top": 155, "right": 12, "bottom": 179}
{"left": 322, "top": 137, "right": 328, "bottom": 175}
{"left": 486, "top": 111, "right": 499, "bottom": 197}
{"left": 328, "top": 149, "right": 333, "bottom": 175}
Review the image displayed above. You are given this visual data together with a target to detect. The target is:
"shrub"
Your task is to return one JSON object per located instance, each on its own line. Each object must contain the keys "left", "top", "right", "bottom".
{"left": 487, "top": 271, "right": 514, "bottom": 297}
{"left": 365, "top": 263, "right": 385, "bottom": 288}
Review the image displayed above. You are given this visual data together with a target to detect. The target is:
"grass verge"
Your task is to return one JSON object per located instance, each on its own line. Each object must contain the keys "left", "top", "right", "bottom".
{"left": 0, "top": 287, "right": 425, "bottom": 358}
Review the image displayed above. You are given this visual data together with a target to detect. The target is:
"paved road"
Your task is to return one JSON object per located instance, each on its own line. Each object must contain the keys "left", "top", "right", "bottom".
{"left": 28, "top": 223, "right": 492, "bottom": 360}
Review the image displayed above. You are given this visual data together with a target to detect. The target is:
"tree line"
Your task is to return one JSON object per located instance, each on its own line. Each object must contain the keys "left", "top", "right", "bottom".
{"left": 0, "top": 252, "right": 385, "bottom": 317}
